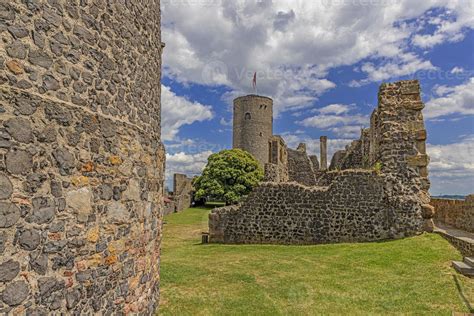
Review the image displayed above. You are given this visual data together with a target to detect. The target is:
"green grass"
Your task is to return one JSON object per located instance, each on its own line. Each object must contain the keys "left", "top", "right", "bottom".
{"left": 159, "top": 207, "right": 474, "bottom": 315}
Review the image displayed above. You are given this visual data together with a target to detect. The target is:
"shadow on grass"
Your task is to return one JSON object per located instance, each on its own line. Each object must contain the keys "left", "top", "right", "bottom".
{"left": 453, "top": 274, "right": 473, "bottom": 313}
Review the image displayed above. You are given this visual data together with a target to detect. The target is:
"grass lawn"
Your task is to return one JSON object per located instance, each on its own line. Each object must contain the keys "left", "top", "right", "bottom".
{"left": 159, "top": 206, "right": 473, "bottom": 315}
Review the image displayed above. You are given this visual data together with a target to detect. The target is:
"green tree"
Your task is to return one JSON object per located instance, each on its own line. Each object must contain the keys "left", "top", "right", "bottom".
{"left": 193, "top": 149, "right": 264, "bottom": 205}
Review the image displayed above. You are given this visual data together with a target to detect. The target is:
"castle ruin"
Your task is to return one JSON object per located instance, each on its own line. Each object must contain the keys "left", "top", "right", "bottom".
{"left": 212, "top": 80, "right": 432, "bottom": 244}
{"left": 164, "top": 174, "right": 193, "bottom": 215}
{"left": 0, "top": 1, "right": 164, "bottom": 314}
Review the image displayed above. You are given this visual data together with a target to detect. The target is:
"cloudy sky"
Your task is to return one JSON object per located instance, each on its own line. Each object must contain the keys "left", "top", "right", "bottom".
{"left": 161, "top": 0, "right": 474, "bottom": 195}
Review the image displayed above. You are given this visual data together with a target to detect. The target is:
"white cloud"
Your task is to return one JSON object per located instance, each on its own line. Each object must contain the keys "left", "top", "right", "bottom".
{"left": 220, "top": 117, "right": 232, "bottom": 126}
{"left": 411, "top": 3, "right": 474, "bottom": 49}
{"left": 424, "top": 78, "right": 474, "bottom": 119}
{"left": 165, "top": 138, "right": 196, "bottom": 150}
{"left": 451, "top": 66, "right": 465, "bottom": 74}
{"left": 350, "top": 53, "right": 436, "bottom": 86}
{"left": 317, "top": 104, "right": 354, "bottom": 115}
{"left": 329, "top": 126, "right": 363, "bottom": 138}
{"left": 427, "top": 136, "right": 474, "bottom": 195}
{"left": 161, "top": 85, "right": 214, "bottom": 141}
{"left": 162, "top": 0, "right": 474, "bottom": 113}
{"left": 163, "top": 0, "right": 474, "bottom": 112}
{"left": 165, "top": 150, "right": 213, "bottom": 183}
{"left": 300, "top": 114, "right": 368, "bottom": 129}
{"left": 298, "top": 103, "right": 369, "bottom": 137}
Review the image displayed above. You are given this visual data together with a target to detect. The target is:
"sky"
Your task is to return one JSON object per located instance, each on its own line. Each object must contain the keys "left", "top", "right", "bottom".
{"left": 161, "top": 0, "right": 474, "bottom": 196}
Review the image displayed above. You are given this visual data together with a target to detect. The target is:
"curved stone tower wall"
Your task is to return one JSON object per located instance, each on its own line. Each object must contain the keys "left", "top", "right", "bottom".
{"left": 233, "top": 95, "right": 273, "bottom": 166}
{"left": 0, "top": 1, "right": 164, "bottom": 314}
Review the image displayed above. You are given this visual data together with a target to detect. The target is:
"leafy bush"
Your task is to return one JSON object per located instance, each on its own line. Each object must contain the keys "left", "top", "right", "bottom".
{"left": 193, "top": 149, "right": 263, "bottom": 205}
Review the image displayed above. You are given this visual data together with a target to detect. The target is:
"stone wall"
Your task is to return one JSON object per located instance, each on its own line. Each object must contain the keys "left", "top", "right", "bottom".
{"left": 210, "top": 80, "right": 431, "bottom": 244}
{"left": 431, "top": 196, "right": 474, "bottom": 233}
{"left": 172, "top": 173, "right": 193, "bottom": 213}
{"left": 369, "top": 80, "right": 432, "bottom": 235}
{"left": 264, "top": 136, "right": 289, "bottom": 182}
{"left": 435, "top": 230, "right": 474, "bottom": 257}
{"left": 329, "top": 139, "right": 364, "bottom": 171}
{"left": 287, "top": 143, "right": 317, "bottom": 186}
{"left": 327, "top": 80, "right": 432, "bottom": 234}
{"left": 0, "top": 1, "right": 164, "bottom": 314}
{"left": 210, "top": 170, "right": 392, "bottom": 244}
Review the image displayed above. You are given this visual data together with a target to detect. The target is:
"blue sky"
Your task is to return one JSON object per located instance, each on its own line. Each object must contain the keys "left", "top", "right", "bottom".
{"left": 161, "top": 0, "right": 473, "bottom": 195}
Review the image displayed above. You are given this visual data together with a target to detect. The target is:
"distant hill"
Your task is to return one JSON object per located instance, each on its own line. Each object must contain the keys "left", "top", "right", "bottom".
{"left": 432, "top": 195, "right": 466, "bottom": 200}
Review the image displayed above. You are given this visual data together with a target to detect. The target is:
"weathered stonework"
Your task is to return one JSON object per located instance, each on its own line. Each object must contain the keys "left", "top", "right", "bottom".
{"left": 210, "top": 170, "right": 392, "bottom": 244}
{"left": 164, "top": 174, "right": 193, "bottom": 215}
{"left": 0, "top": 1, "right": 164, "bottom": 314}
{"left": 264, "top": 136, "right": 289, "bottom": 183}
{"left": 432, "top": 196, "right": 474, "bottom": 233}
{"left": 210, "top": 80, "right": 431, "bottom": 244}
{"left": 233, "top": 95, "right": 273, "bottom": 167}
{"left": 287, "top": 143, "right": 318, "bottom": 186}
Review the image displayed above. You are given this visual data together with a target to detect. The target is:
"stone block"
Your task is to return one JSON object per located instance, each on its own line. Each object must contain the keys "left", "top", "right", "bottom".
{"left": 107, "top": 201, "right": 129, "bottom": 224}
{"left": 0, "top": 259, "right": 20, "bottom": 282}
{"left": 86, "top": 226, "right": 100, "bottom": 243}
{"left": 407, "top": 154, "right": 429, "bottom": 167}
{"left": 6, "top": 60, "right": 23, "bottom": 74}
{"left": 0, "top": 173, "right": 13, "bottom": 199}
{"left": 401, "top": 83, "right": 420, "bottom": 95}
{"left": 414, "top": 130, "right": 427, "bottom": 141}
{"left": 421, "top": 204, "right": 435, "bottom": 219}
{"left": 66, "top": 188, "right": 92, "bottom": 223}
{"left": 0, "top": 202, "right": 20, "bottom": 228}
{"left": 1, "top": 280, "right": 29, "bottom": 306}
{"left": 403, "top": 101, "right": 424, "bottom": 110}
{"left": 123, "top": 179, "right": 141, "bottom": 201}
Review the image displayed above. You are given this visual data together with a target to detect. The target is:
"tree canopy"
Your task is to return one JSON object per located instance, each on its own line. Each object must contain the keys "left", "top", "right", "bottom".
{"left": 193, "top": 149, "right": 263, "bottom": 204}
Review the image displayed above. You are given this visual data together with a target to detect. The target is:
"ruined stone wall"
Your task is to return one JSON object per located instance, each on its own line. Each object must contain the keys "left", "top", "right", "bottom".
{"left": 431, "top": 197, "right": 474, "bottom": 233}
{"left": 233, "top": 95, "right": 273, "bottom": 167}
{"left": 287, "top": 144, "right": 317, "bottom": 186}
{"left": 163, "top": 200, "right": 175, "bottom": 216}
{"left": 0, "top": 1, "right": 164, "bottom": 314}
{"left": 172, "top": 174, "right": 193, "bottom": 213}
{"left": 340, "top": 140, "right": 364, "bottom": 170}
{"left": 264, "top": 136, "right": 289, "bottom": 182}
{"left": 210, "top": 80, "right": 431, "bottom": 244}
{"left": 210, "top": 170, "right": 392, "bottom": 244}
{"left": 372, "top": 80, "right": 432, "bottom": 235}
{"left": 328, "top": 80, "right": 432, "bottom": 235}
{"left": 329, "top": 130, "right": 370, "bottom": 171}
{"left": 309, "top": 155, "right": 320, "bottom": 171}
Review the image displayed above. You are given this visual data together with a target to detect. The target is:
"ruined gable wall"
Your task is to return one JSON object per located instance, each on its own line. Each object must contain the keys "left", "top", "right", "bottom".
{"left": 431, "top": 197, "right": 474, "bottom": 233}
{"left": 327, "top": 80, "right": 431, "bottom": 236}
{"left": 210, "top": 170, "right": 391, "bottom": 244}
{"left": 0, "top": 1, "right": 163, "bottom": 314}
{"left": 331, "top": 140, "right": 364, "bottom": 170}
{"left": 264, "top": 136, "right": 289, "bottom": 182}
{"left": 372, "top": 80, "right": 431, "bottom": 236}
{"left": 287, "top": 145, "right": 317, "bottom": 186}
{"left": 309, "top": 155, "right": 320, "bottom": 170}
{"left": 173, "top": 174, "right": 193, "bottom": 213}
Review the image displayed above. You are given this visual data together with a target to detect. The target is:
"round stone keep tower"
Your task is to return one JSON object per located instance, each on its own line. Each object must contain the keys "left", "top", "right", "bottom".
{"left": 0, "top": 1, "right": 164, "bottom": 314}
{"left": 233, "top": 95, "right": 273, "bottom": 166}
